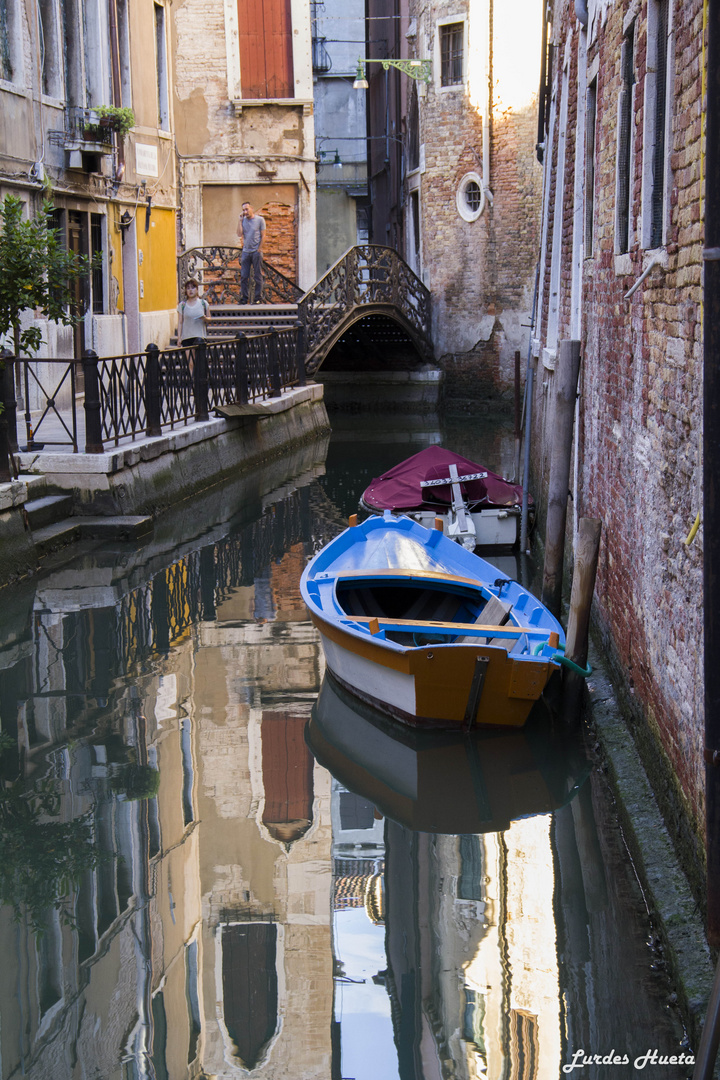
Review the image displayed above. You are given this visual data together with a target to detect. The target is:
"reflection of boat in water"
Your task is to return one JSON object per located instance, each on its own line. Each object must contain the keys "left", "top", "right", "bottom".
{"left": 306, "top": 673, "right": 591, "bottom": 834}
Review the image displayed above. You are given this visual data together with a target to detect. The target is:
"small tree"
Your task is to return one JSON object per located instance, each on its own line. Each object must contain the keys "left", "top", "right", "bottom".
{"left": 0, "top": 194, "right": 95, "bottom": 357}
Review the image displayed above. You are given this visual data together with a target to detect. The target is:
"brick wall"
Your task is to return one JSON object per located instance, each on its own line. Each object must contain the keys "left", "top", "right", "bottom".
{"left": 532, "top": 0, "right": 705, "bottom": 891}
{"left": 411, "top": 0, "right": 542, "bottom": 408}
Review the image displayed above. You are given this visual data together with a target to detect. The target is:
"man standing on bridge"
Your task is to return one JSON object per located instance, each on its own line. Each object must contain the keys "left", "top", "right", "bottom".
{"left": 237, "top": 202, "right": 266, "bottom": 304}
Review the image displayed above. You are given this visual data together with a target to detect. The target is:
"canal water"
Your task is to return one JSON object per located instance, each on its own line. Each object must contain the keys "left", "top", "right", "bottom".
{"left": 0, "top": 410, "right": 693, "bottom": 1080}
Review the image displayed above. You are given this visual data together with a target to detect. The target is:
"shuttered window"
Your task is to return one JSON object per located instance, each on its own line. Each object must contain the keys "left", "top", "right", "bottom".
{"left": 238, "top": 0, "right": 294, "bottom": 99}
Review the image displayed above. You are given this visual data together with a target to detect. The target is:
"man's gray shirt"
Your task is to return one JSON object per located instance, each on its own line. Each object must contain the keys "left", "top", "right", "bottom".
{"left": 242, "top": 215, "right": 265, "bottom": 253}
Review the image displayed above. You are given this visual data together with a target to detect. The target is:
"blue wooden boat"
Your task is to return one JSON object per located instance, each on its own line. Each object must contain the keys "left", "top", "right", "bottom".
{"left": 300, "top": 512, "right": 566, "bottom": 730}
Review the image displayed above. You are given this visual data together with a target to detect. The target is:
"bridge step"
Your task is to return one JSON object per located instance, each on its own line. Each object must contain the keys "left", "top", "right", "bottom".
{"left": 208, "top": 304, "right": 298, "bottom": 312}
{"left": 206, "top": 303, "right": 299, "bottom": 338}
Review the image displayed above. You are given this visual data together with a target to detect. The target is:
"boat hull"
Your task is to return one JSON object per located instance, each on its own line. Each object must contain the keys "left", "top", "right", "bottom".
{"left": 379, "top": 505, "right": 521, "bottom": 549}
{"left": 310, "top": 610, "right": 555, "bottom": 730}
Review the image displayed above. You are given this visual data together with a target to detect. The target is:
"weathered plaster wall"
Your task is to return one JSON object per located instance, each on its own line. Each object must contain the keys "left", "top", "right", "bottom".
{"left": 172, "top": 0, "right": 317, "bottom": 288}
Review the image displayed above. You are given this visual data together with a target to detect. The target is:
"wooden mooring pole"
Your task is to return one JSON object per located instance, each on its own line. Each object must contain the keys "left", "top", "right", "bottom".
{"left": 561, "top": 517, "right": 602, "bottom": 725}
{"left": 513, "top": 349, "right": 521, "bottom": 482}
{"left": 541, "top": 339, "right": 582, "bottom": 617}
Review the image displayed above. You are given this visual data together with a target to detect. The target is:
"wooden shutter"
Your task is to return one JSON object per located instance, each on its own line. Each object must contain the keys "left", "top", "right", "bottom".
{"left": 238, "top": 0, "right": 294, "bottom": 99}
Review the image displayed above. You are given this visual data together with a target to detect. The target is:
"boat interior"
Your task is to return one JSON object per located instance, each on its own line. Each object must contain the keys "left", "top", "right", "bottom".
{"left": 336, "top": 577, "right": 516, "bottom": 647}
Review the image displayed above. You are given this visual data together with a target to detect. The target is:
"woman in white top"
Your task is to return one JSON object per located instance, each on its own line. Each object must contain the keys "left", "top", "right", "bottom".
{"left": 177, "top": 278, "right": 211, "bottom": 344}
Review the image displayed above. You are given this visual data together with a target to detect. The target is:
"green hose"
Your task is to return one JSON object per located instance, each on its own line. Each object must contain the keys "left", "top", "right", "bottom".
{"left": 532, "top": 640, "right": 592, "bottom": 677}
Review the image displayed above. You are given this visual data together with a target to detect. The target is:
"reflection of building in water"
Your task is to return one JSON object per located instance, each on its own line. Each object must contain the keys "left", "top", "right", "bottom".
{"left": 195, "top": 611, "right": 332, "bottom": 1077}
{"left": 0, "top": 480, "right": 335, "bottom": 1079}
{"left": 329, "top": 782, "right": 397, "bottom": 1077}
{"left": 385, "top": 816, "right": 560, "bottom": 1079}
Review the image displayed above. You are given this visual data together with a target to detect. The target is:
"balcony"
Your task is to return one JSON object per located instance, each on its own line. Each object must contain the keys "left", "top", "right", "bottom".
{"left": 49, "top": 107, "right": 114, "bottom": 154}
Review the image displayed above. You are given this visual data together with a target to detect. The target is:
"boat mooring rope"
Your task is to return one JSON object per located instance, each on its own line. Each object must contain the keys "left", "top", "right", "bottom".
{"left": 532, "top": 641, "right": 592, "bottom": 677}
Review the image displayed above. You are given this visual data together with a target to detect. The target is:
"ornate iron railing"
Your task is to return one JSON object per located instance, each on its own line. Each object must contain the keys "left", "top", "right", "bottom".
{"left": 0, "top": 329, "right": 305, "bottom": 470}
{"left": 297, "top": 245, "right": 432, "bottom": 372}
{"left": 177, "top": 247, "right": 303, "bottom": 305}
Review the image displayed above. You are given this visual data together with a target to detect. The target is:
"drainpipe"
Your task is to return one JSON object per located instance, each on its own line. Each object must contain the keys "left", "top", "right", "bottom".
{"left": 537, "top": 3, "right": 550, "bottom": 162}
{"left": 483, "top": 1, "right": 493, "bottom": 206}
{"left": 108, "top": 0, "right": 126, "bottom": 180}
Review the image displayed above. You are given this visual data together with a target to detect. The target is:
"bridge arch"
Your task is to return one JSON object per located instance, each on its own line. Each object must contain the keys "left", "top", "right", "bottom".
{"left": 298, "top": 246, "right": 433, "bottom": 375}
{"left": 310, "top": 307, "right": 429, "bottom": 373}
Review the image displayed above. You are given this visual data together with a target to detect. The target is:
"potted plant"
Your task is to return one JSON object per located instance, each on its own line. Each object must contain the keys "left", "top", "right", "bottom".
{"left": 96, "top": 106, "right": 135, "bottom": 136}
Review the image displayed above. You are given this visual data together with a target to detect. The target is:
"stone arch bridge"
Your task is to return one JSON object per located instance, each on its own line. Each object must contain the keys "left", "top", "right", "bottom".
{"left": 178, "top": 244, "right": 433, "bottom": 376}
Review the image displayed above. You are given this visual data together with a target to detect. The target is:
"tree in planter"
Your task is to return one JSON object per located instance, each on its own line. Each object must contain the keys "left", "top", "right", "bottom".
{"left": 0, "top": 194, "right": 95, "bottom": 358}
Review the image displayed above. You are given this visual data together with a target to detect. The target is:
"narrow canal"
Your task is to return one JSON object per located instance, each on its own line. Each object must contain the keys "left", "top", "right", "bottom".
{"left": 0, "top": 409, "right": 693, "bottom": 1079}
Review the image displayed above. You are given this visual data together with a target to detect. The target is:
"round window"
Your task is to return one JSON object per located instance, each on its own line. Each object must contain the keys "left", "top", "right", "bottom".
{"left": 456, "top": 171, "right": 485, "bottom": 222}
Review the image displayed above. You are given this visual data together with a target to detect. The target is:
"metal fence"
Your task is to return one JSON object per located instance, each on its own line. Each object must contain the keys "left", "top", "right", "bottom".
{"left": 0, "top": 327, "right": 306, "bottom": 479}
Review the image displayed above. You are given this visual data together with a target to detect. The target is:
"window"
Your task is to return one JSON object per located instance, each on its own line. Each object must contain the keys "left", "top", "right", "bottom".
{"left": 616, "top": 23, "right": 635, "bottom": 252}
{"left": 186, "top": 940, "right": 202, "bottom": 1064}
{"left": 456, "top": 172, "right": 485, "bottom": 222}
{"left": 91, "top": 214, "right": 104, "bottom": 314}
{"left": 465, "top": 182, "right": 482, "bottom": 212}
{"left": 440, "top": 22, "right": 464, "bottom": 86}
{"left": 180, "top": 716, "right": 195, "bottom": 827}
{"left": 645, "top": 0, "right": 670, "bottom": 248}
{"left": 222, "top": 923, "right": 279, "bottom": 1068}
{"left": 0, "top": 0, "right": 23, "bottom": 84}
{"left": 155, "top": 3, "right": 170, "bottom": 130}
{"left": 407, "top": 83, "right": 420, "bottom": 172}
{"left": 39, "top": 0, "right": 64, "bottom": 97}
{"left": 238, "top": 0, "right": 294, "bottom": 99}
{"left": 116, "top": 0, "right": 133, "bottom": 106}
{"left": 84, "top": 0, "right": 112, "bottom": 107}
{"left": 585, "top": 77, "right": 598, "bottom": 257}
{"left": 457, "top": 834, "right": 482, "bottom": 900}
{"left": 411, "top": 190, "right": 420, "bottom": 258}
{"left": 0, "top": 0, "right": 12, "bottom": 80}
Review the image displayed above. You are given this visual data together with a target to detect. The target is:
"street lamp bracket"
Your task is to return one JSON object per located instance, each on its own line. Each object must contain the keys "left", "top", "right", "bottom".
{"left": 353, "top": 57, "right": 432, "bottom": 88}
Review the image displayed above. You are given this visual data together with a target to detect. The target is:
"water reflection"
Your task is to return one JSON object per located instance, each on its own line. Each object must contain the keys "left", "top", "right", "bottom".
{"left": 0, "top": 419, "right": 688, "bottom": 1079}
{"left": 308, "top": 673, "right": 591, "bottom": 834}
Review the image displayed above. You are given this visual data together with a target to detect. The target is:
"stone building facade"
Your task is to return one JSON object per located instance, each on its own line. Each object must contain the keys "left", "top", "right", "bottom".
{"left": 0, "top": 0, "right": 179, "bottom": 360}
{"left": 531, "top": 0, "right": 705, "bottom": 894}
{"left": 173, "top": 0, "right": 317, "bottom": 290}
{"left": 365, "top": 0, "right": 544, "bottom": 407}
{"left": 0, "top": 0, "right": 317, "bottom": 376}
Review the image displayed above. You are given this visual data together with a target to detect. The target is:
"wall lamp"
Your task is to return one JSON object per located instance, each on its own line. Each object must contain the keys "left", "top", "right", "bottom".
{"left": 353, "top": 57, "right": 432, "bottom": 89}
{"left": 317, "top": 149, "right": 343, "bottom": 167}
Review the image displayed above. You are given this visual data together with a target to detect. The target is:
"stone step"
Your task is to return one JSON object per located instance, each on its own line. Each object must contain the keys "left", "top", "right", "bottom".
{"left": 207, "top": 304, "right": 298, "bottom": 313}
{"left": 31, "top": 519, "right": 82, "bottom": 556}
{"left": 25, "top": 493, "right": 74, "bottom": 530}
{"left": 31, "top": 515, "right": 154, "bottom": 557}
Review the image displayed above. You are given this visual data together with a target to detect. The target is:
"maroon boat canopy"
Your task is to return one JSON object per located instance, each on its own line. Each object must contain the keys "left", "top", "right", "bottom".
{"left": 361, "top": 446, "right": 528, "bottom": 512}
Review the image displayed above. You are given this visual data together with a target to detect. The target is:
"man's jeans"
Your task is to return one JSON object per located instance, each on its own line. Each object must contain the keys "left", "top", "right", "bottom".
{"left": 240, "top": 250, "right": 263, "bottom": 302}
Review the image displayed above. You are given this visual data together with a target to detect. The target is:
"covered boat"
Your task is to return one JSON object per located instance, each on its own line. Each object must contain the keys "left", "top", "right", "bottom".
{"left": 359, "top": 445, "right": 532, "bottom": 550}
{"left": 300, "top": 512, "right": 565, "bottom": 731}
{"left": 306, "top": 673, "right": 591, "bottom": 833}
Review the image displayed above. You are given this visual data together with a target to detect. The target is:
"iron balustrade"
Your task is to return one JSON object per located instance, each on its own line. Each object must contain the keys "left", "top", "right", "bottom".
{"left": 177, "top": 248, "right": 304, "bottom": 306}
{"left": 0, "top": 328, "right": 306, "bottom": 465}
{"left": 298, "top": 244, "right": 432, "bottom": 373}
